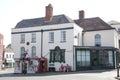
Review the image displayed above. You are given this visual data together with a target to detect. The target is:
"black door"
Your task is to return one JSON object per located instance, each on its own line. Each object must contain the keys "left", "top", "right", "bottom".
{"left": 91, "top": 50, "right": 99, "bottom": 67}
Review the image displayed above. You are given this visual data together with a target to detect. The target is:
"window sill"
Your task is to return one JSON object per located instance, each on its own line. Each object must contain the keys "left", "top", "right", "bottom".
{"left": 95, "top": 44, "right": 101, "bottom": 47}
{"left": 60, "top": 41, "right": 66, "bottom": 43}
{"left": 20, "top": 42, "right": 25, "bottom": 44}
{"left": 49, "top": 61, "right": 65, "bottom": 63}
{"left": 31, "top": 41, "right": 36, "bottom": 43}
{"left": 49, "top": 42, "right": 54, "bottom": 43}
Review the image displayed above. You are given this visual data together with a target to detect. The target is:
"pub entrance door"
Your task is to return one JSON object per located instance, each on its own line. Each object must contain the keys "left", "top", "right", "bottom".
{"left": 37, "top": 57, "right": 47, "bottom": 73}
{"left": 91, "top": 50, "right": 99, "bottom": 68}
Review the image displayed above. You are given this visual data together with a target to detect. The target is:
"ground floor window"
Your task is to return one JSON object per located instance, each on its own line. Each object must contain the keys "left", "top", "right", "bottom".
{"left": 99, "top": 50, "right": 113, "bottom": 67}
{"left": 15, "top": 61, "right": 20, "bottom": 70}
{"left": 76, "top": 48, "right": 115, "bottom": 70}
{"left": 76, "top": 50, "right": 90, "bottom": 67}
{"left": 49, "top": 46, "right": 65, "bottom": 63}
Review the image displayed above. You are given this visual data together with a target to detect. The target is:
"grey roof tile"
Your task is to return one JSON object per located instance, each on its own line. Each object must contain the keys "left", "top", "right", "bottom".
{"left": 15, "top": 14, "right": 73, "bottom": 28}
{"left": 74, "top": 17, "right": 114, "bottom": 31}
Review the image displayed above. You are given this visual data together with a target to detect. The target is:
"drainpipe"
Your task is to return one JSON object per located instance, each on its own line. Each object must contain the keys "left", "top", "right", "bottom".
{"left": 73, "top": 45, "right": 76, "bottom": 71}
{"left": 41, "top": 29, "right": 43, "bottom": 58}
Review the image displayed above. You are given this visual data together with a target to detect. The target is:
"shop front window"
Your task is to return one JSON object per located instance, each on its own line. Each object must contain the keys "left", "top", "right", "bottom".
{"left": 99, "top": 50, "right": 113, "bottom": 67}
{"left": 50, "top": 46, "right": 65, "bottom": 63}
{"left": 15, "top": 61, "right": 20, "bottom": 70}
{"left": 76, "top": 50, "right": 90, "bottom": 67}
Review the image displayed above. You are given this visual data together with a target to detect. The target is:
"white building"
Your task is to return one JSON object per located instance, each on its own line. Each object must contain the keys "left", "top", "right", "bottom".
{"left": 108, "top": 20, "right": 120, "bottom": 31}
{"left": 3, "top": 48, "right": 15, "bottom": 68}
{"left": 108, "top": 20, "right": 120, "bottom": 47}
{"left": 74, "top": 16, "right": 119, "bottom": 70}
{"left": 11, "top": 4, "right": 119, "bottom": 73}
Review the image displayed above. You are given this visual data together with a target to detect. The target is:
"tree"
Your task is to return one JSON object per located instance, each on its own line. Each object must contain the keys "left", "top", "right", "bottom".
{"left": 6, "top": 44, "right": 11, "bottom": 48}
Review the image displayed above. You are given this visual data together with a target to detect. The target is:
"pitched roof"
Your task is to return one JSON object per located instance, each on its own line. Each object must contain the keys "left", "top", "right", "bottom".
{"left": 74, "top": 17, "right": 114, "bottom": 31}
{"left": 15, "top": 14, "right": 73, "bottom": 28}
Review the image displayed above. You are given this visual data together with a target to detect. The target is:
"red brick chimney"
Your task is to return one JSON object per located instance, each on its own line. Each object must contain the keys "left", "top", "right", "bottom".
{"left": 45, "top": 4, "right": 53, "bottom": 21}
{"left": 79, "top": 10, "right": 84, "bottom": 19}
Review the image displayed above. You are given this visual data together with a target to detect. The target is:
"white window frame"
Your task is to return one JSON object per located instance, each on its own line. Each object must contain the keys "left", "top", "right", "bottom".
{"left": 21, "top": 34, "right": 25, "bottom": 43}
{"left": 21, "top": 47, "right": 25, "bottom": 58}
{"left": 31, "top": 46, "right": 36, "bottom": 58}
{"left": 61, "top": 31, "right": 66, "bottom": 42}
{"left": 31, "top": 33, "right": 36, "bottom": 43}
{"left": 95, "top": 34, "right": 101, "bottom": 46}
{"left": 49, "top": 32, "right": 54, "bottom": 43}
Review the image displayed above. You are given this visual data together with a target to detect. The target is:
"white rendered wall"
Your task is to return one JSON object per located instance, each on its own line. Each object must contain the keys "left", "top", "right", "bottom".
{"left": 73, "top": 24, "right": 83, "bottom": 46}
{"left": 110, "top": 24, "right": 120, "bottom": 40}
{"left": 83, "top": 29, "right": 119, "bottom": 48}
{"left": 42, "top": 26, "right": 74, "bottom": 71}
{"left": 12, "top": 23, "right": 79, "bottom": 71}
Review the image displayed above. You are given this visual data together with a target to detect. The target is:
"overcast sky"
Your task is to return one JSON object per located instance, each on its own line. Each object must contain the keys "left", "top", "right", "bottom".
{"left": 0, "top": 0, "right": 120, "bottom": 47}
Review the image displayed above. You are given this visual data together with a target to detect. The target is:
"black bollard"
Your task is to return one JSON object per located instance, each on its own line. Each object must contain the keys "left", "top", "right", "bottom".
{"left": 117, "top": 66, "right": 119, "bottom": 77}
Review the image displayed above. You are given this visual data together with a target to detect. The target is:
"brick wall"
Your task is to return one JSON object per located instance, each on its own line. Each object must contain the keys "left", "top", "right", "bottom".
{"left": 0, "top": 33, "right": 4, "bottom": 70}
{"left": 0, "top": 45, "right": 4, "bottom": 61}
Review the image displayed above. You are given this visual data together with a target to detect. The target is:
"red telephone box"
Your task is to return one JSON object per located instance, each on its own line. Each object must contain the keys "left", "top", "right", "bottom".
{"left": 37, "top": 57, "right": 47, "bottom": 73}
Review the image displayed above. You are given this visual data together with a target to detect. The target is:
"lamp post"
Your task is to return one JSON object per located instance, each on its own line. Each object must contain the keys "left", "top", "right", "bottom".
{"left": 116, "top": 50, "right": 120, "bottom": 77}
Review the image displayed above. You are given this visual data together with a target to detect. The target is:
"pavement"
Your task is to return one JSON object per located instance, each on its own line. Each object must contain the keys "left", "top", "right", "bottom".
{"left": 0, "top": 68, "right": 120, "bottom": 80}
{"left": 0, "top": 68, "right": 14, "bottom": 77}
{"left": 0, "top": 68, "right": 14, "bottom": 73}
